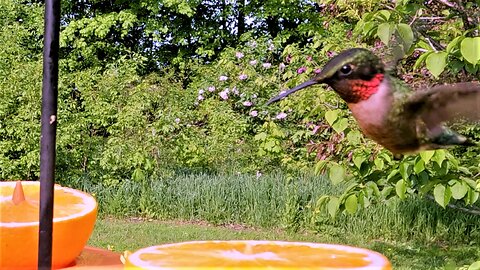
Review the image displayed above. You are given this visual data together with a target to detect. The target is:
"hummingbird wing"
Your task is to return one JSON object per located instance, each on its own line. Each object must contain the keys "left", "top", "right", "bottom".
{"left": 405, "top": 82, "right": 480, "bottom": 130}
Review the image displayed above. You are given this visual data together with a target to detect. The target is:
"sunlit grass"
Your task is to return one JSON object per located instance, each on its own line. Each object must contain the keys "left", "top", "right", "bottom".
{"left": 89, "top": 218, "right": 479, "bottom": 269}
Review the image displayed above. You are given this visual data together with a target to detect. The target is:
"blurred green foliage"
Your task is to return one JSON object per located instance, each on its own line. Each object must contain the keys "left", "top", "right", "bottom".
{"left": 1, "top": 0, "right": 479, "bottom": 228}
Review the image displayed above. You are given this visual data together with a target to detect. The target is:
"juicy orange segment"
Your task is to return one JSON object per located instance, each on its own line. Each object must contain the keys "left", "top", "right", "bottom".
{"left": 125, "top": 240, "right": 392, "bottom": 269}
{"left": 0, "top": 181, "right": 97, "bottom": 269}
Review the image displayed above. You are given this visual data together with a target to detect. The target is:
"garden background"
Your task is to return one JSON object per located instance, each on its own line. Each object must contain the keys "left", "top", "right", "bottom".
{"left": 1, "top": 0, "right": 480, "bottom": 268}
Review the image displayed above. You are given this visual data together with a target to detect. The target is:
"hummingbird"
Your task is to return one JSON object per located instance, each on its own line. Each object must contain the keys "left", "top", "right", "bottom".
{"left": 267, "top": 48, "right": 480, "bottom": 155}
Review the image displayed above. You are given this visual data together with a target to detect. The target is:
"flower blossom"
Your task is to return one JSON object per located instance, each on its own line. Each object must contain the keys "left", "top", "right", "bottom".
{"left": 219, "top": 90, "right": 229, "bottom": 100}
{"left": 250, "top": 110, "right": 258, "bottom": 117}
{"left": 197, "top": 95, "right": 204, "bottom": 101}
{"left": 249, "top": 60, "right": 257, "bottom": 66}
{"left": 198, "top": 89, "right": 204, "bottom": 94}
{"left": 175, "top": 118, "right": 180, "bottom": 124}
{"left": 275, "top": 112, "right": 287, "bottom": 120}
{"left": 279, "top": 63, "right": 286, "bottom": 72}
{"left": 243, "top": 101, "right": 252, "bottom": 107}
{"left": 306, "top": 55, "right": 312, "bottom": 61}
{"left": 208, "top": 86, "right": 216, "bottom": 92}
{"left": 235, "top": 51, "right": 244, "bottom": 58}
{"left": 314, "top": 68, "right": 322, "bottom": 74}
{"left": 297, "top": 67, "right": 307, "bottom": 74}
{"left": 232, "top": 87, "right": 239, "bottom": 95}
{"left": 219, "top": 75, "right": 228, "bottom": 81}
{"left": 239, "top": 74, "right": 248, "bottom": 80}
{"left": 262, "top": 63, "right": 271, "bottom": 68}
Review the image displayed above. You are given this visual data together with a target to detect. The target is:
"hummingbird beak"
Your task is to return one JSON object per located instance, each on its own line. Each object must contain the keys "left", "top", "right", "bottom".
{"left": 266, "top": 79, "right": 319, "bottom": 105}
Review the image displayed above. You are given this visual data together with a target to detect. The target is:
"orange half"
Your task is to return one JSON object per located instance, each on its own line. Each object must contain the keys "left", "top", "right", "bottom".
{"left": 0, "top": 181, "right": 97, "bottom": 269}
{"left": 125, "top": 240, "right": 392, "bottom": 269}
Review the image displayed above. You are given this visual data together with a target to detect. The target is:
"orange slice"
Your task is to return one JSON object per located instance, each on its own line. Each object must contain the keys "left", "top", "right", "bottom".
{"left": 124, "top": 240, "right": 392, "bottom": 269}
{"left": 0, "top": 181, "right": 97, "bottom": 269}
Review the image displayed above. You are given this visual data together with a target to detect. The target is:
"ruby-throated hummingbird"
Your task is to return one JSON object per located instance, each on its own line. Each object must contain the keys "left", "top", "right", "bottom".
{"left": 267, "top": 48, "right": 480, "bottom": 155}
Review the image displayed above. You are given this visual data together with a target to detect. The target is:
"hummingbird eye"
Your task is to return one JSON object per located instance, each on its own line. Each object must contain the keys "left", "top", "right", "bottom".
{"left": 339, "top": 64, "right": 353, "bottom": 75}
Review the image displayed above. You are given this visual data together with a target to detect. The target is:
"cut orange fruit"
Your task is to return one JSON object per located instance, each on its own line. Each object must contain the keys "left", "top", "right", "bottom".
{"left": 0, "top": 181, "right": 97, "bottom": 269}
{"left": 124, "top": 240, "right": 392, "bottom": 269}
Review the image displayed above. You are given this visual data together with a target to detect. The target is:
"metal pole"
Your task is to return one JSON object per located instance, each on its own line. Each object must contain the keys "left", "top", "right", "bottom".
{"left": 38, "top": 0, "right": 60, "bottom": 268}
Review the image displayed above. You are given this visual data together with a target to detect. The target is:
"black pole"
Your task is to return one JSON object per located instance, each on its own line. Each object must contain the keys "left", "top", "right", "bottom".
{"left": 38, "top": 0, "right": 60, "bottom": 268}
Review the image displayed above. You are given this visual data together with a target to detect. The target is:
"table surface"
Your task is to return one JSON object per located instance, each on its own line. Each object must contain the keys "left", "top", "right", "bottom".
{"left": 61, "top": 246, "right": 123, "bottom": 269}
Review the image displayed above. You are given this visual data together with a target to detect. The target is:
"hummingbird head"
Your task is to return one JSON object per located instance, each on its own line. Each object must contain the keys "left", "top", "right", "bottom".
{"left": 266, "top": 48, "right": 386, "bottom": 105}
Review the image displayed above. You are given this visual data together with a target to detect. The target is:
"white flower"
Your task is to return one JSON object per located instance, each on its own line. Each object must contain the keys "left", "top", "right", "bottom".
{"left": 239, "top": 74, "right": 248, "bottom": 80}
{"left": 197, "top": 95, "right": 204, "bottom": 101}
{"left": 275, "top": 112, "right": 287, "bottom": 119}
{"left": 219, "top": 76, "right": 228, "bottom": 81}
{"left": 250, "top": 110, "right": 258, "bottom": 117}
{"left": 208, "top": 86, "right": 216, "bottom": 92}
{"left": 235, "top": 51, "right": 244, "bottom": 58}
{"left": 262, "top": 63, "right": 271, "bottom": 68}
{"left": 175, "top": 118, "right": 180, "bottom": 124}
{"left": 219, "top": 91, "right": 228, "bottom": 100}
{"left": 198, "top": 89, "right": 204, "bottom": 94}
{"left": 249, "top": 60, "right": 257, "bottom": 66}
{"left": 243, "top": 101, "right": 252, "bottom": 107}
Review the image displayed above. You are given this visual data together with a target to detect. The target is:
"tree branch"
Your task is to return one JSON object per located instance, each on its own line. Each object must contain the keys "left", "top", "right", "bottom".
{"left": 426, "top": 194, "right": 480, "bottom": 216}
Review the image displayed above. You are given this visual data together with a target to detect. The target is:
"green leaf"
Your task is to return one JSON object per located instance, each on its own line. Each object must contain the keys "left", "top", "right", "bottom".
{"left": 327, "top": 197, "right": 340, "bottom": 219}
{"left": 396, "top": 23, "right": 414, "bottom": 51}
{"left": 465, "top": 63, "right": 479, "bottom": 74}
{"left": 346, "top": 130, "right": 362, "bottom": 144}
{"left": 316, "top": 195, "right": 329, "bottom": 208}
{"left": 325, "top": 110, "right": 338, "bottom": 126}
{"left": 433, "top": 184, "right": 452, "bottom": 208}
{"left": 254, "top": 132, "right": 267, "bottom": 141}
{"left": 395, "top": 179, "right": 407, "bottom": 199}
{"left": 332, "top": 118, "right": 348, "bottom": 133}
{"left": 449, "top": 60, "right": 464, "bottom": 73}
{"left": 460, "top": 37, "right": 480, "bottom": 65}
{"left": 432, "top": 150, "right": 446, "bottom": 166}
{"left": 377, "top": 23, "right": 394, "bottom": 46}
{"left": 381, "top": 186, "right": 394, "bottom": 198}
{"left": 420, "top": 150, "right": 435, "bottom": 164}
{"left": 366, "top": 181, "right": 381, "bottom": 197}
{"left": 314, "top": 160, "right": 328, "bottom": 175}
{"left": 426, "top": 52, "right": 448, "bottom": 78}
{"left": 466, "top": 188, "right": 480, "bottom": 205}
{"left": 387, "top": 169, "right": 399, "bottom": 181}
{"left": 329, "top": 163, "right": 346, "bottom": 185}
{"left": 414, "top": 159, "right": 425, "bottom": 174}
{"left": 468, "top": 261, "right": 480, "bottom": 270}
{"left": 345, "top": 194, "right": 358, "bottom": 214}
{"left": 413, "top": 51, "right": 432, "bottom": 70}
{"left": 399, "top": 162, "right": 412, "bottom": 180}
{"left": 374, "top": 158, "right": 384, "bottom": 170}
{"left": 451, "top": 181, "right": 468, "bottom": 200}
{"left": 446, "top": 36, "right": 463, "bottom": 53}
{"left": 375, "top": 10, "right": 391, "bottom": 22}
{"left": 353, "top": 155, "right": 366, "bottom": 169}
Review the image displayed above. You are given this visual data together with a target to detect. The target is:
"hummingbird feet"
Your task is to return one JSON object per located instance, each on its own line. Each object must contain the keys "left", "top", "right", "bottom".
{"left": 429, "top": 128, "right": 476, "bottom": 147}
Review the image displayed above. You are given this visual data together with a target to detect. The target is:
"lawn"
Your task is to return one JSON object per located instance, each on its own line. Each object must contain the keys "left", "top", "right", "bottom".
{"left": 89, "top": 218, "right": 479, "bottom": 269}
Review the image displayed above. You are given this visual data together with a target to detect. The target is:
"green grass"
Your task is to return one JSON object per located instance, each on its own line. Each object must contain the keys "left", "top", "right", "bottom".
{"left": 72, "top": 172, "right": 480, "bottom": 269}
{"left": 89, "top": 218, "right": 479, "bottom": 269}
